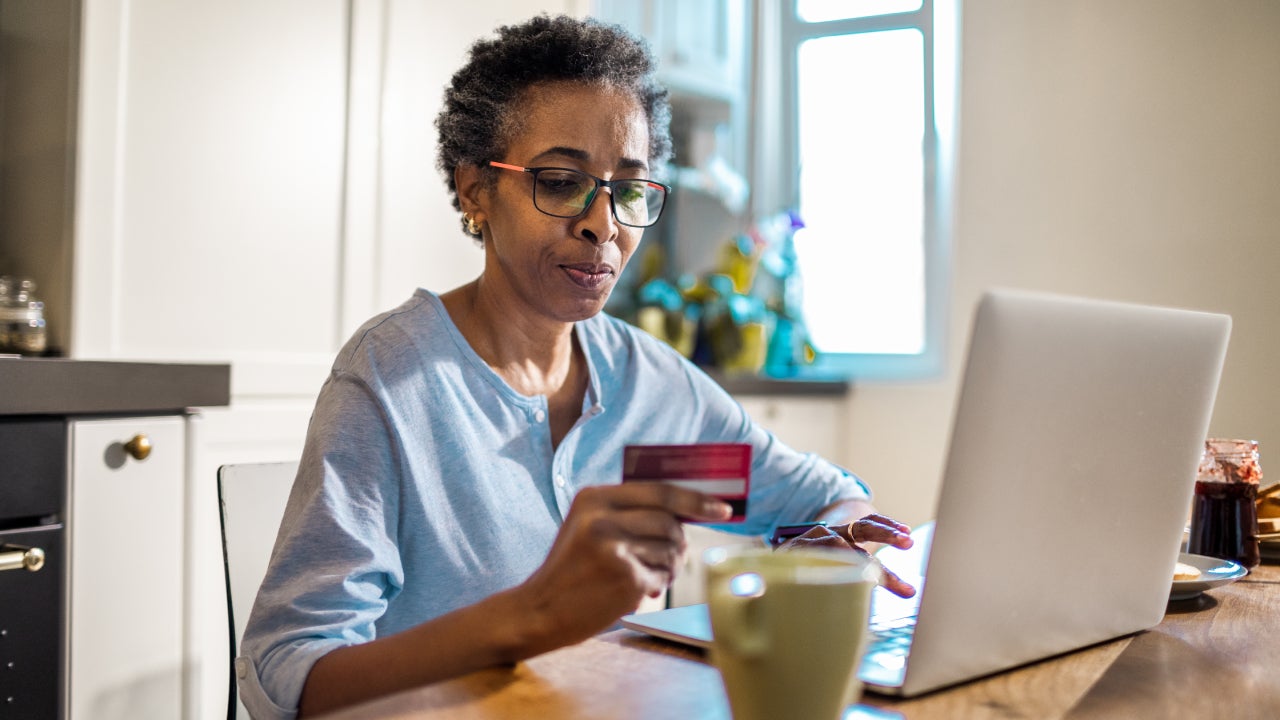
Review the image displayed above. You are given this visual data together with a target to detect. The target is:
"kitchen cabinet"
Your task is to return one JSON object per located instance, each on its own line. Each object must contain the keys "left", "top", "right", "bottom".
{"left": 1, "top": 358, "right": 229, "bottom": 720}
{"left": 67, "top": 416, "right": 189, "bottom": 720}
{"left": 0, "top": 0, "right": 348, "bottom": 394}
{"left": 593, "top": 0, "right": 750, "bottom": 168}
{"left": 595, "top": 0, "right": 746, "bottom": 104}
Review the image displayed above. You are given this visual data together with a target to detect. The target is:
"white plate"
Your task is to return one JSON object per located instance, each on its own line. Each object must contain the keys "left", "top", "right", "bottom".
{"left": 1170, "top": 552, "right": 1248, "bottom": 601}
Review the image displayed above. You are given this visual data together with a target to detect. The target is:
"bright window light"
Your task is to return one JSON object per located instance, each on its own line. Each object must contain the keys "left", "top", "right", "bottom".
{"left": 795, "top": 29, "right": 925, "bottom": 355}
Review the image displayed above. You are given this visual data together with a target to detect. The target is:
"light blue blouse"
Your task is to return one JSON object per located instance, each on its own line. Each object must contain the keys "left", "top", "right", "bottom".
{"left": 237, "top": 289, "right": 869, "bottom": 719}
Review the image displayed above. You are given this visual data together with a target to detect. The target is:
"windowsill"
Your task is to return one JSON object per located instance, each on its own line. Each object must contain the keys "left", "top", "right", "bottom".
{"left": 702, "top": 367, "right": 851, "bottom": 397}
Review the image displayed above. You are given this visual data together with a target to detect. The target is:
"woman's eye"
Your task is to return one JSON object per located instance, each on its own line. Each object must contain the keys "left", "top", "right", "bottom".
{"left": 616, "top": 183, "right": 646, "bottom": 204}
{"left": 537, "top": 173, "right": 587, "bottom": 196}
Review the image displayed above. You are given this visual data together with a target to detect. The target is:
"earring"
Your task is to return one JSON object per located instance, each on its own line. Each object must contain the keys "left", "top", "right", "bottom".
{"left": 463, "top": 213, "right": 482, "bottom": 236}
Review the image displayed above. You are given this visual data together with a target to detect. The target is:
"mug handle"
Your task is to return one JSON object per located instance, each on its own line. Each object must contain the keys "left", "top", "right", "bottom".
{"left": 713, "top": 574, "right": 769, "bottom": 657}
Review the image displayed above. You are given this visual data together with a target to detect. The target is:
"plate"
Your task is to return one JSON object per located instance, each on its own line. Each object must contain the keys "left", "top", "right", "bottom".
{"left": 1170, "top": 552, "right": 1247, "bottom": 600}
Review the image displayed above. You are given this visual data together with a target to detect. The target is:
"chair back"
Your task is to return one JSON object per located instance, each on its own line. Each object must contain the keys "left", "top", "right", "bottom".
{"left": 217, "top": 461, "right": 298, "bottom": 720}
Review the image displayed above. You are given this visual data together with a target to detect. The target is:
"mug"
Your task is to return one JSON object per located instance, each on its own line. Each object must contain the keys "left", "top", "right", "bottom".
{"left": 705, "top": 546, "right": 880, "bottom": 720}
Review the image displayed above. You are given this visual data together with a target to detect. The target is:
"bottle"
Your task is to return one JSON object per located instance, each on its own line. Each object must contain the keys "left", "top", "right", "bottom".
{"left": 0, "top": 275, "right": 15, "bottom": 353}
{"left": 9, "top": 278, "right": 47, "bottom": 356}
{"left": 1187, "top": 438, "right": 1262, "bottom": 569}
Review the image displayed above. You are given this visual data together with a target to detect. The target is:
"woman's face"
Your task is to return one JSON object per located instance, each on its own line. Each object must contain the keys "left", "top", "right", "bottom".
{"left": 464, "top": 82, "right": 653, "bottom": 325}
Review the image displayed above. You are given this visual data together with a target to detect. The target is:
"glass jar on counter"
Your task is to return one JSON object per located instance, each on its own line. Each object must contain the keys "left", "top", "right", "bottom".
{"left": 1187, "top": 438, "right": 1262, "bottom": 569}
{"left": 0, "top": 275, "right": 15, "bottom": 353}
{"left": 0, "top": 277, "right": 47, "bottom": 356}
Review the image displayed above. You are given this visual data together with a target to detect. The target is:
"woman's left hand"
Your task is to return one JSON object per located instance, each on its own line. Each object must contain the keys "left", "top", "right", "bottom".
{"left": 781, "top": 513, "right": 917, "bottom": 598}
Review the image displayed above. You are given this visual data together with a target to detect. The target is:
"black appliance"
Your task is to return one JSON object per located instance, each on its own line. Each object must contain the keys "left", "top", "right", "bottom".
{"left": 0, "top": 418, "right": 66, "bottom": 719}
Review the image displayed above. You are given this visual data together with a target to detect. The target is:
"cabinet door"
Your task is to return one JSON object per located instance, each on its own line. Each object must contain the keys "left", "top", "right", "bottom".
{"left": 656, "top": 0, "right": 740, "bottom": 98}
{"left": 68, "top": 416, "right": 187, "bottom": 720}
{"left": 594, "top": 0, "right": 745, "bottom": 102}
{"left": 74, "top": 0, "right": 349, "bottom": 398}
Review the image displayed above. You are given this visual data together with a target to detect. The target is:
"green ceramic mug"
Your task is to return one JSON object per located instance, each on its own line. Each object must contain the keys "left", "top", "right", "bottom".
{"left": 705, "top": 546, "right": 880, "bottom": 720}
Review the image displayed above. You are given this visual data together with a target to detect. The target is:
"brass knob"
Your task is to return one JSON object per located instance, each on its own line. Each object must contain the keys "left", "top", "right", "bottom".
{"left": 123, "top": 434, "right": 153, "bottom": 461}
{"left": 0, "top": 545, "right": 45, "bottom": 572}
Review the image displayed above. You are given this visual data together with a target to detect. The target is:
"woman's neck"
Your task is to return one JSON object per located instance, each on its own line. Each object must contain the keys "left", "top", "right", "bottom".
{"left": 440, "top": 281, "right": 580, "bottom": 398}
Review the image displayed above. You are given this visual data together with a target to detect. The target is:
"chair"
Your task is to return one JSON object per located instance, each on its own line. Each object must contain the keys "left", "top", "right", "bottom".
{"left": 217, "top": 461, "right": 299, "bottom": 720}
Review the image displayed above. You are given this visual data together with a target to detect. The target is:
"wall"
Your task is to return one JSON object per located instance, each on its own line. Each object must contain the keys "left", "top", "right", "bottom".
{"left": 837, "top": 0, "right": 1280, "bottom": 525}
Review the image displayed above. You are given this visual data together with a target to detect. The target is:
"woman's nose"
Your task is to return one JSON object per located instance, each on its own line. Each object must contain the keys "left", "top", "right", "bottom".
{"left": 576, "top": 187, "right": 618, "bottom": 245}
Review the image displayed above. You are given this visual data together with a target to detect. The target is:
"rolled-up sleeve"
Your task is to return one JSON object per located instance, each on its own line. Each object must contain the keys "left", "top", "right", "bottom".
{"left": 237, "top": 372, "right": 405, "bottom": 718}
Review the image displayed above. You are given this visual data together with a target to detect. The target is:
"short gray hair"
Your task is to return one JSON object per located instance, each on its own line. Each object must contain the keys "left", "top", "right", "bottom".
{"left": 435, "top": 14, "right": 673, "bottom": 240}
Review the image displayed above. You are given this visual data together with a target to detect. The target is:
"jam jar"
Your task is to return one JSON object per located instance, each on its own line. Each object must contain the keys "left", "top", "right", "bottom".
{"left": 1187, "top": 438, "right": 1262, "bottom": 569}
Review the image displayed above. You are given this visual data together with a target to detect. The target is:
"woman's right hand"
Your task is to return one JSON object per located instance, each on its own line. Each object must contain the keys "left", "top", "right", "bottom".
{"left": 513, "top": 483, "right": 732, "bottom": 654}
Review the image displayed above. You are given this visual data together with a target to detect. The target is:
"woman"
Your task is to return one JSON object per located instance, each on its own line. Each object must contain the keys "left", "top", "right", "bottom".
{"left": 238, "top": 14, "right": 913, "bottom": 719}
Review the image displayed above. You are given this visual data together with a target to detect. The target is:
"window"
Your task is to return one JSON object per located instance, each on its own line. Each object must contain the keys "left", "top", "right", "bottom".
{"left": 762, "top": 0, "right": 957, "bottom": 380}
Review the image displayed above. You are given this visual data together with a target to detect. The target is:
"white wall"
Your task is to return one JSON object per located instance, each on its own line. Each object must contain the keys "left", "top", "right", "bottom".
{"left": 838, "top": 0, "right": 1280, "bottom": 525}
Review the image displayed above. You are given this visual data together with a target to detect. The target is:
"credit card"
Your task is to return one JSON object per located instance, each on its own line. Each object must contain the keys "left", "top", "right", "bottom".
{"left": 622, "top": 443, "right": 751, "bottom": 522}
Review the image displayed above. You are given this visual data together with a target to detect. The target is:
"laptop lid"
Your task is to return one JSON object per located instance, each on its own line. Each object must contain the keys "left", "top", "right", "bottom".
{"left": 622, "top": 289, "right": 1231, "bottom": 697}
{"left": 892, "top": 289, "right": 1229, "bottom": 695}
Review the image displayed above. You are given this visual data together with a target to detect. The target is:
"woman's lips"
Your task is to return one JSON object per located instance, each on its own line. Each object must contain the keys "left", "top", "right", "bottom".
{"left": 561, "top": 263, "right": 615, "bottom": 290}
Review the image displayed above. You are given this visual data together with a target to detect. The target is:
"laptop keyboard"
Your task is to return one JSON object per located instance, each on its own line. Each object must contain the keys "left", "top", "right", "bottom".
{"left": 867, "top": 613, "right": 918, "bottom": 656}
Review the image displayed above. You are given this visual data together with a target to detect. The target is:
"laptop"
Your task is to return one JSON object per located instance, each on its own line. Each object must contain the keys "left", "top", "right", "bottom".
{"left": 621, "top": 288, "right": 1232, "bottom": 697}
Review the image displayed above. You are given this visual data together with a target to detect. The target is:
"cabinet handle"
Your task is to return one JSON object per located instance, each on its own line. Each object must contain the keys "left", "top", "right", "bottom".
{"left": 123, "top": 434, "right": 153, "bottom": 461}
{"left": 0, "top": 545, "right": 46, "bottom": 572}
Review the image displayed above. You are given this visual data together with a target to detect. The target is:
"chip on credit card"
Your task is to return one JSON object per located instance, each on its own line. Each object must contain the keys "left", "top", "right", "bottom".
{"left": 622, "top": 443, "right": 751, "bottom": 522}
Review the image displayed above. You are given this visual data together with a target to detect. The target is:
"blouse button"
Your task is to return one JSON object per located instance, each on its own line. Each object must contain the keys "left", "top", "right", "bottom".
{"left": 533, "top": 409, "right": 546, "bottom": 423}
{"left": 555, "top": 474, "right": 567, "bottom": 488}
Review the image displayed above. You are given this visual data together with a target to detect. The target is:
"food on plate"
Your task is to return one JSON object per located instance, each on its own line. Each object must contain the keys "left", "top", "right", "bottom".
{"left": 1258, "top": 482, "right": 1280, "bottom": 520}
{"left": 1173, "top": 562, "right": 1202, "bottom": 582}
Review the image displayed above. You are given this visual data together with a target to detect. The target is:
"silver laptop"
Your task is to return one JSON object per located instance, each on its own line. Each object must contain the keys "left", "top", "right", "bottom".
{"left": 621, "top": 288, "right": 1231, "bottom": 697}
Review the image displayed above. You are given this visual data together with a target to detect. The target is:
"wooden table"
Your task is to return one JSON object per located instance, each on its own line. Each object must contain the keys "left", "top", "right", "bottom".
{"left": 317, "top": 563, "right": 1280, "bottom": 720}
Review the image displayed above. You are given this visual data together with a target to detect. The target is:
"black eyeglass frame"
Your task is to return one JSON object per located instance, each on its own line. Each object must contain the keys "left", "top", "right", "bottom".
{"left": 489, "top": 161, "right": 671, "bottom": 228}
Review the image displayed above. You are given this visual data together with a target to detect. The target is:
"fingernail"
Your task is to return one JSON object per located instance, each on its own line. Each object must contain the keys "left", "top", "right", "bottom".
{"left": 710, "top": 501, "right": 732, "bottom": 518}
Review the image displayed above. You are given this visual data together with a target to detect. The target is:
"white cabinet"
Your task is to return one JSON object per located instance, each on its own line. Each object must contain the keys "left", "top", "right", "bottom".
{"left": 68, "top": 416, "right": 189, "bottom": 720}
{"left": 73, "top": 0, "right": 350, "bottom": 397}
{"left": 595, "top": 0, "right": 746, "bottom": 103}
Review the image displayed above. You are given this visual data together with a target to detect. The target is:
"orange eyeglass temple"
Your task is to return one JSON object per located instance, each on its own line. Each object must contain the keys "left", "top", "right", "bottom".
{"left": 489, "top": 161, "right": 665, "bottom": 190}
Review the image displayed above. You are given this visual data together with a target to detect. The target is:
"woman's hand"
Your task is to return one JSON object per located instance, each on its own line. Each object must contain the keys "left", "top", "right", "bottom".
{"left": 780, "top": 513, "right": 917, "bottom": 598}
{"left": 513, "top": 483, "right": 732, "bottom": 654}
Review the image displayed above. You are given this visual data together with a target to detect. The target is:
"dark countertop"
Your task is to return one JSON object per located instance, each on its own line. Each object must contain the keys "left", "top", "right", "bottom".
{"left": 0, "top": 357, "right": 231, "bottom": 415}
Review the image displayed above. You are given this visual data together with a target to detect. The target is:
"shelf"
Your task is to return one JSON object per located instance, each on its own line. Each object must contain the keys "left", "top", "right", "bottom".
{"left": 703, "top": 368, "right": 851, "bottom": 397}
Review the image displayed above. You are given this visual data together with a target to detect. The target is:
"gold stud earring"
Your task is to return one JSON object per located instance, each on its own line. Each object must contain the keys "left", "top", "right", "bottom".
{"left": 463, "top": 214, "right": 482, "bottom": 236}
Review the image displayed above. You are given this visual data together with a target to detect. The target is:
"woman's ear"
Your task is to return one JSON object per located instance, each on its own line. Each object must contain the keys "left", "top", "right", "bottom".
{"left": 455, "top": 163, "right": 487, "bottom": 223}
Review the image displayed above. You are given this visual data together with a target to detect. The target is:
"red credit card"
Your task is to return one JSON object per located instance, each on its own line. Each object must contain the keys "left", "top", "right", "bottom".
{"left": 622, "top": 443, "right": 751, "bottom": 522}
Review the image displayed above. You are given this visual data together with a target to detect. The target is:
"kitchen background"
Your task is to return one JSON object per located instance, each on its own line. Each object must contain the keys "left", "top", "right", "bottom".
{"left": 1, "top": 1, "right": 1278, "bottom": 719}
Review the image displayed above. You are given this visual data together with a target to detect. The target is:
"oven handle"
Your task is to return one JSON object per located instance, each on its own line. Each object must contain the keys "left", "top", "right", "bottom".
{"left": 0, "top": 544, "right": 46, "bottom": 572}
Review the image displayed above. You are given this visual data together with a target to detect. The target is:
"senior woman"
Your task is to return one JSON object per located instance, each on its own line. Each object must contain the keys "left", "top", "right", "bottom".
{"left": 238, "top": 14, "right": 914, "bottom": 719}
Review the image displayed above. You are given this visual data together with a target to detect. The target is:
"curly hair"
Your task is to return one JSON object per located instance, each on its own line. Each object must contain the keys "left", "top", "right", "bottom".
{"left": 435, "top": 14, "right": 673, "bottom": 240}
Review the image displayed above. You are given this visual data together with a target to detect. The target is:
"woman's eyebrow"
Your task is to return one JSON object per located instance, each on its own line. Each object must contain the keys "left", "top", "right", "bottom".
{"left": 530, "top": 146, "right": 649, "bottom": 172}
{"left": 530, "top": 146, "right": 589, "bottom": 164}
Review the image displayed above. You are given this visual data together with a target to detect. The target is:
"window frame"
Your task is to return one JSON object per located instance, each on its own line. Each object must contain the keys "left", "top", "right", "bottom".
{"left": 761, "top": 0, "right": 957, "bottom": 381}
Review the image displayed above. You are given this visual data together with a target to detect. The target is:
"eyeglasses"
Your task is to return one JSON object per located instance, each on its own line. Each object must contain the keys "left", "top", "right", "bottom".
{"left": 489, "top": 161, "right": 670, "bottom": 228}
